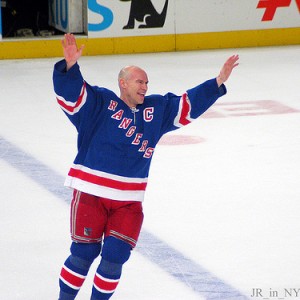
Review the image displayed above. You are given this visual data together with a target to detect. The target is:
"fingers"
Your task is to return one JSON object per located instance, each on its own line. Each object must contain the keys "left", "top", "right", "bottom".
{"left": 227, "top": 54, "right": 239, "bottom": 69}
{"left": 216, "top": 54, "right": 239, "bottom": 86}
{"left": 224, "top": 54, "right": 239, "bottom": 75}
{"left": 61, "top": 33, "right": 77, "bottom": 48}
{"left": 66, "top": 33, "right": 76, "bottom": 45}
{"left": 61, "top": 33, "right": 84, "bottom": 57}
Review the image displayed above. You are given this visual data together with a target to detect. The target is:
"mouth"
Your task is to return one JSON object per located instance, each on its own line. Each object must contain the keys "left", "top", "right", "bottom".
{"left": 137, "top": 92, "right": 145, "bottom": 99}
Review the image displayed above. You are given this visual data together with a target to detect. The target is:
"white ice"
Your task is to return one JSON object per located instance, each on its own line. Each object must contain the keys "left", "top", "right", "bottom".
{"left": 0, "top": 44, "right": 300, "bottom": 300}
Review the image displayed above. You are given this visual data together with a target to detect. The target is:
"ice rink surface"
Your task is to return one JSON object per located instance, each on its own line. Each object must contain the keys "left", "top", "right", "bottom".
{"left": 1, "top": 44, "right": 300, "bottom": 300}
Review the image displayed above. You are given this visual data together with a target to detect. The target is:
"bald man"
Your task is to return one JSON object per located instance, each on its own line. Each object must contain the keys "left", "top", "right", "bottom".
{"left": 53, "top": 33, "right": 239, "bottom": 300}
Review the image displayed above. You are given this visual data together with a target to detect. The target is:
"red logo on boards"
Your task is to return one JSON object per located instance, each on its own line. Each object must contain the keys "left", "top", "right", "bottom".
{"left": 257, "top": 0, "right": 300, "bottom": 21}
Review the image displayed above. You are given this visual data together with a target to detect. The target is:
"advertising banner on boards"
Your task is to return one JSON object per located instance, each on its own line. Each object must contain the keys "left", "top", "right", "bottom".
{"left": 1, "top": 1, "right": 299, "bottom": 40}
{"left": 87, "top": 0, "right": 174, "bottom": 38}
{"left": 87, "top": 0, "right": 300, "bottom": 38}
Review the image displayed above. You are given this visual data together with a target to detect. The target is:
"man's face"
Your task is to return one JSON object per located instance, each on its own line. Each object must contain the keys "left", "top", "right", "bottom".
{"left": 120, "top": 67, "right": 149, "bottom": 107}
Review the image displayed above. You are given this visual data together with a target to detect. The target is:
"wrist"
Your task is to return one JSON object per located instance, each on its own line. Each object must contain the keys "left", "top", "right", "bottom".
{"left": 216, "top": 75, "right": 225, "bottom": 87}
{"left": 66, "top": 60, "right": 77, "bottom": 71}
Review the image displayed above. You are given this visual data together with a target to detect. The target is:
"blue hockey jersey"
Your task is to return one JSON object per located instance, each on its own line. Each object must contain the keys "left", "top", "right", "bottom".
{"left": 53, "top": 59, "right": 226, "bottom": 202}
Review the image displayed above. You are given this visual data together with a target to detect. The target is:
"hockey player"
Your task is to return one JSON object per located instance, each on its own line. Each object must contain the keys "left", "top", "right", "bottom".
{"left": 53, "top": 33, "right": 239, "bottom": 300}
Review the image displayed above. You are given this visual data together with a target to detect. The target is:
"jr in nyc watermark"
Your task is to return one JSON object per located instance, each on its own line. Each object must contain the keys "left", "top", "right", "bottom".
{"left": 251, "top": 288, "right": 300, "bottom": 299}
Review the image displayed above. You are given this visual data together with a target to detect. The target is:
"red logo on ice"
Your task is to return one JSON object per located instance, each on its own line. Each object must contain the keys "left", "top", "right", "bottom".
{"left": 257, "top": 0, "right": 300, "bottom": 21}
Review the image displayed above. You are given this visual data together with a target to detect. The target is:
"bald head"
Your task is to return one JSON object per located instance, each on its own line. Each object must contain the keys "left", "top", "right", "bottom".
{"left": 118, "top": 65, "right": 146, "bottom": 82}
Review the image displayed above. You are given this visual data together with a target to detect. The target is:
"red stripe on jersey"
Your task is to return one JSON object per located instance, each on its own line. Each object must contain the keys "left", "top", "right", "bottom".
{"left": 60, "top": 267, "right": 85, "bottom": 289}
{"left": 179, "top": 93, "right": 191, "bottom": 126}
{"left": 93, "top": 273, "right": 119, "bottom": 293}
{"left": 57, "top": 82, "right": 86, "bottom": 114}
{"left": 68, "top": 168, "right": 147, "bottom": 191}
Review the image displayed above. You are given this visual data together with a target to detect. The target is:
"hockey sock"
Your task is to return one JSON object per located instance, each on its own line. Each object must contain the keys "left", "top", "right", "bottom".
{"left": 59, "top": 242, "right": 101, "bottom": 300}
{"left": 91, "top": 259, "right": 122, "bottom": 300}
{"left": 91, "top": 237, "right": 131, "bottom": 300}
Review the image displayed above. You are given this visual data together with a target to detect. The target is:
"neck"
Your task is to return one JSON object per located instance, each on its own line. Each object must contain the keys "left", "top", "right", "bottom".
{"left": 120, "top": 95, "right": 135, "bottom": 109}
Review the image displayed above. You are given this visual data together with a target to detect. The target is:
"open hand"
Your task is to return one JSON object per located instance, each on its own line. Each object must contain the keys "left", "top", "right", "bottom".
{"left": 61, "top": 33, "right": 85, "bottom": 71}
{"left": 217, "top": 55, "right": 239, "bottom": 86}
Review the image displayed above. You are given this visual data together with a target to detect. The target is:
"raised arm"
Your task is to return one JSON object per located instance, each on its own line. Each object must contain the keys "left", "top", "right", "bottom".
{"left": 216, "top": 55, "right": 239, "bottom": 87}
{"left": 61, "top": 33, "right": 85, "bottom": 71}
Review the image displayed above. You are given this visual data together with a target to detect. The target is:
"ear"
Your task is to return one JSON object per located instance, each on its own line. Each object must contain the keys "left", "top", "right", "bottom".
{"left": 119, "top": 78, "right": 127, "bottom": 89}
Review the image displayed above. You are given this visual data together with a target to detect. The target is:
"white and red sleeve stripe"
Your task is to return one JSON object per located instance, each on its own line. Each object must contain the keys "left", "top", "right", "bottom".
{"left": 173, "top": 92, "right": 194, "bottom": 127}
{"left": 56, "top": 82, "right": 87, "bottom": 115}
